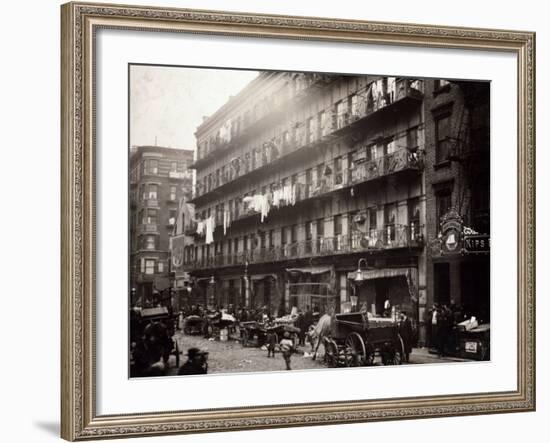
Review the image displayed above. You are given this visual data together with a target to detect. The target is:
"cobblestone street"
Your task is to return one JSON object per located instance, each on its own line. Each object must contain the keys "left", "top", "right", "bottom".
{"left": 167, "top": 331, "right": 472, "bottom": 376}
{"left": 169, "top": 331, "right": 326, "bottom": 375}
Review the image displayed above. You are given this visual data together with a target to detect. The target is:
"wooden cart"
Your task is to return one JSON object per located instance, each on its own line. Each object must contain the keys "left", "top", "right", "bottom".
{"left": 323, "top": 312, "right": 405, "bottom": 367}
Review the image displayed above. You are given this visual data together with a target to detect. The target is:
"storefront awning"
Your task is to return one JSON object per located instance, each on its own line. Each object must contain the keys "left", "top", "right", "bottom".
{"left": 347, "top": 267, "right": 410, "bottom": 280}
{"left": 347, "top": 267, "right": 419, "bottom": 302}
{"left": 250, "top": 273, "right": 278, "bottom": 281}
{"left": 286, "top": 266, "right": 332, "bottom": 275}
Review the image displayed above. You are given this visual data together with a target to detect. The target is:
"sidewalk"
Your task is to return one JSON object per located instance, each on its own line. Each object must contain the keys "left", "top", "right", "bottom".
{"left": 409, "top": 347, "right": 476, "bottom": 364}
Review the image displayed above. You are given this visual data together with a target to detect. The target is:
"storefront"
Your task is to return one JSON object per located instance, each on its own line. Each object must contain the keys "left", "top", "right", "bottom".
{"left": 347, "top": 267, "right": 419, "bottom": 320}
{"left": 428, "top": 209, "right": 490, "bottom": 323}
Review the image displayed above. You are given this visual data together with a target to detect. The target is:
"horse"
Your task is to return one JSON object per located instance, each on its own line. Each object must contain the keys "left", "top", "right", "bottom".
{"left": 310, "top": 312, "right": 334, "bottom": 361}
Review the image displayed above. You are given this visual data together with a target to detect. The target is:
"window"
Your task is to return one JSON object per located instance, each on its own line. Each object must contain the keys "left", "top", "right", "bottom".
{"left": 407, "top": 126, "right": 419, "bottom": 150}
{"left": 305, "top": 221, "right": 313, "bottom": 253}
{"left": 158, "top": 262, "right": 164, "bottom": 273}
{"left": 316, "top": 218, "right": 325, "bottom": 252}
{"left": 348, "top": 211, "right": 358, "bottom": 249}
{"left": 336, "top": 100, "right": 346, "bottom": 129}
{"left": 243, "top": 235, "right": 249, "bottom": 251}
{"left": 367, "top": 144, "right": 377, "bottom": 161}
{"left": 435, "top": 114, "right": 451, "bottom": 164}
{"left": 471, "top": 180, "right": 490, "bottom": 234}
{"left": 259, "top": 231, "right": 266, "bottom": 250}
{"left": 145, "top": 259, "right": 155, "bottom": 274}
{"left": 334, "top": 156, "right": 343, "bottom": 185}
{"left": 305, "top": 168, "right": 312, "bottom": 197}
{"left": 144, "top": 209, "right": 157, "bottom": 224}
{"left": 169, "top": 209, "right": 177, "bottom": 226}
{"left": 319, "top": 111, "right": 328, "bottom": 137}
{"left": 147, "top": 184, "right": 158, "bottom": 200}
{"left": 169, "top": 185, "right": 177, "bottom": 201}
{"left": 408, "top": 197, "right": 421, "bottom": 240}
{"left": 334, "top": 215, "right": 342, "bottom": 236}
{"left": 170, "top": 162, "right": 177, "bottom": 173}
{"left": 349, "top": 94, "right": 359, "bottom": 118}
{"left": 368, "top": 207, "right": 378, "bottom": 245}
{"left": 268, "top": 230, "right": 274, "bottom": 249}
{"left": 436, "top": 188, "right": 453, "bottom": 233}
{"left": 281, "top": 227, "right": 287, "bottom": 246}
{"left": 290, "top": 225, "right": 298, "bottom": 257}
{"left": 383, "top": 137, "right": 395, "bottom": 155}
{"left": 234, "top": 237, "right": 239, "bottom": 254}
{"left": 207, "top": 174, "right": 212, "bottom": 192}
{"left": 145, "top": 236, "right": 155, "bottom": 250}
{"left": 307, "top": 117, "right": 316, "bottom": 143}
{"left": 334, "top": 215, "right": 342, "bottom": 250}
{"left": 384, "top": 203, "right": 397, "bottom": 243}
{"left": 145, "top": 159, "right": 158, "bottom": 175}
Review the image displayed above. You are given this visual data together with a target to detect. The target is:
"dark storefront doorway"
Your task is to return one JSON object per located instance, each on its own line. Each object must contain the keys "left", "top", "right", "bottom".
{"left": 434, "top": 263, "right": 451, "bottom": 305}
{"left": 461, "top": 260, "right": 490, "bottom": 322}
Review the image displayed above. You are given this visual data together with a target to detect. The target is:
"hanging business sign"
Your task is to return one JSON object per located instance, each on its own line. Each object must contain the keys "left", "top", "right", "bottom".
{"left": 430, "top": 209, "right": 490, "bottom": 256}
{"left": 463, "top": 234, "right": 490, "bottom": 254}
{"left": 440, "top": 209, "right": 463, "bottom": 255}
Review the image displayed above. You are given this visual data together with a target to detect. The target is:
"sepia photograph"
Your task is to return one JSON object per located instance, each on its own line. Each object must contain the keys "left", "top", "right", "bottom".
{"left": 128, "top": 65, "right": 490, "bottom": 378}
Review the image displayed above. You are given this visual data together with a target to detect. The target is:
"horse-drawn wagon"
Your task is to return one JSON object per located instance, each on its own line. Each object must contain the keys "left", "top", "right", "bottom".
{"left": 321, "top": 312, "right": 405, "bottom": 367}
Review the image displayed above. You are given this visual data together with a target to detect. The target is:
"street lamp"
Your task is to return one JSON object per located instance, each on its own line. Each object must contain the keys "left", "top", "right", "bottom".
{"left": 354, "top": 258, "right": 368, "bottom": 282}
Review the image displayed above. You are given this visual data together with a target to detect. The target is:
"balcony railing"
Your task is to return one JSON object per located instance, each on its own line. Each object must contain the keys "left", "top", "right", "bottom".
{"left": 168, "top": 171, "right": 190, "bottom": 179}
{"left": 137, "top": 224, "right": 159, "bottom": 235}
{"left": 193, "top": 78, "right": 424, "bottom": 201}
{"left": 142, "top": 199, "right": 159, "bottom": 208}
{"left": 217, "top": 148, "right": 423, "bottom": 227}
{"left": 193, "top": 74, "right": 339, "bottom": 169}
{"left": 186, "top": 225, "right": 424, "bottom": 271}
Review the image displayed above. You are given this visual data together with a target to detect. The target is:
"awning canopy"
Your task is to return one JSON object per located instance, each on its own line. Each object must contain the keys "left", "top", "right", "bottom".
{"left": 286, "top": 266, "right": 332, "bottom": 275}
{"left": 347, "top": 267, "right": 419, "bottom": 302}
{"left": 347, "top": 267, "right": 410, "bottom": 280}
{"left": 250, "top": 273, "right": 278, "bottom": 281}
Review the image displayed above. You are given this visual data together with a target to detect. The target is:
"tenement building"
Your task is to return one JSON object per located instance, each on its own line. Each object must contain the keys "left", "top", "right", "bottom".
{"left": 129, "top": 145, "right": 194, "bottom": 306}
{"left": 185, "top": 72, "right": 489, "bottom": 343}
{"left": 424, "top": 80, "right": 490, "bottom": 334}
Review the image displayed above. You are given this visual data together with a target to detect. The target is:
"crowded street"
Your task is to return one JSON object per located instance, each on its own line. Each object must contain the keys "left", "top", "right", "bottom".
{"left": 167, "top": 330, "right": 472, "bottom": 376}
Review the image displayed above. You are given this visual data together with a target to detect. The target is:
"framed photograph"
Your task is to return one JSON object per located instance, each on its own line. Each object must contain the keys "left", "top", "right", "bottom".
{"left": 61, "top": 1, "right": 535, "bottom": 440}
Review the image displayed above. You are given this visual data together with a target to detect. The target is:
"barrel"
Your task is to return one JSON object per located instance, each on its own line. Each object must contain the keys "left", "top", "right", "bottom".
{"left": 220, "top": 328, "right": 228, "bottom": 342}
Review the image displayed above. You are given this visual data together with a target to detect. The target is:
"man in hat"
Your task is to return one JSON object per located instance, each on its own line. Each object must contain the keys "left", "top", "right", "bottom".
{"left": 398, "top": 311, "right": 414, "bottom": 363}
{"left": 177, "top": 347, "right": 209, "bottom": 375}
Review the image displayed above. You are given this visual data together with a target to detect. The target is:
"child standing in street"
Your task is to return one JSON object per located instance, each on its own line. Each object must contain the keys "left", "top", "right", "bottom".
{"left": 266, "top": 330, "right": 277, "bottom": 358}
{"left": 279, "top": 331, "right": 294, "bottom": 370}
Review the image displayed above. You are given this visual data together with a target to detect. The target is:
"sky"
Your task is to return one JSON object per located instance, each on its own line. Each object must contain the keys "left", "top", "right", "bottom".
{"left": 130, "top": 65, "right": 259, "bottom": 152}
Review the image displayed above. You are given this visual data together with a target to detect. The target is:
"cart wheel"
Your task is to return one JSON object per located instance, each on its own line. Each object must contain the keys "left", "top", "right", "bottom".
{"left": 321, "top": 338, "right": 338, "bottom": 367}
{"left": 384, "top": 335, "right": 405, "bottom": 365}
{"left": 345, "top": 332, "right": 367, "bottom": 366}
{"left": 364, "top": 343, "right": 375, "bottom": 366}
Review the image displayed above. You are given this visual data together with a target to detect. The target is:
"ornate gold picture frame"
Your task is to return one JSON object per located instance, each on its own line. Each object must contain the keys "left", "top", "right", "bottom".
{"left": 61, "top": 2, "right": 535, "bottom": 440}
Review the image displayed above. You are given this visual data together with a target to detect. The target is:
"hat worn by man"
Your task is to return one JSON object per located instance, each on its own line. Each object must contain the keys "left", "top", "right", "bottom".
{"left": 187, "top": 347, "right": 208, "bottom": 358}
